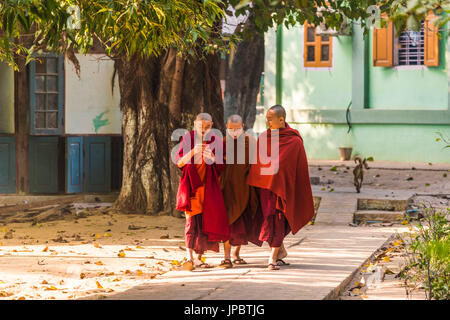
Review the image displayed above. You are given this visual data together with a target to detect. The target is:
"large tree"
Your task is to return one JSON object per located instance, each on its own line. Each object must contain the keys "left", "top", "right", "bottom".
{"left": 1, "top": 0, "right": 446, "bottom": 215}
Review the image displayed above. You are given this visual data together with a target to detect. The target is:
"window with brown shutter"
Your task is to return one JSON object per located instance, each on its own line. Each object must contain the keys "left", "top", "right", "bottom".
{"left": 304, "top": 23, "right": 333, "bottom": 68}
{"left": 373, "top": 13, "right": 440, "bottom": 67}
{"left": 424, "top": 14, "right": 439, "bottom": 66}
{"left": 373, "top": 21, "right": 394, "bottom": 67}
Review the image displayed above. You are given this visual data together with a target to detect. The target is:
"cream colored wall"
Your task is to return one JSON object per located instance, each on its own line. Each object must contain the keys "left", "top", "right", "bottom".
{"left": 0, "top": 62, "right": 15, "bottom": 134}
{"left": 65, "top": 54, "right": 121, "bottom": 134}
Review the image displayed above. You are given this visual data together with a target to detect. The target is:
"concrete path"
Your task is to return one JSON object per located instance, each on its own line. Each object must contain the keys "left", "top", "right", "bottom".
{"left": 87, "top": 224, "right": 408, "bottom": 300}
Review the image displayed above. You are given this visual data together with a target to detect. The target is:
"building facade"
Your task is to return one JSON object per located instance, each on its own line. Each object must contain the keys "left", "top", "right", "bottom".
{"left": 258, "top": 17, "right": 450, "bottom": 164}
{"left": 0, "top": 53, "right": 123, "bottom": 194}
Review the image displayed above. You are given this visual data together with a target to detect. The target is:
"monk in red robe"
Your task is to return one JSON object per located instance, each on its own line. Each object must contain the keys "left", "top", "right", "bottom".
{"left": 247, "top": 105, "right": 315, "bottom": 270}
{"left": 175, "top": 113, "right": 229, "bottom": 270}
{"left": 218, "top": 115, "right": 263, "bottom": 268}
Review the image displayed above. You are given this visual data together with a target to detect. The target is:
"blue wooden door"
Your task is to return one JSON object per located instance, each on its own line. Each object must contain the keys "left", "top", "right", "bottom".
{"left": 66, "top": 137, "right": 83, "bottom": 193}
{"left": 85, "top": 136, "right": 111, "bottom": 192}
{"left": 29, "top": 136, "right": 58, "bottom": 193}
{"left": 0, "top": 137, "right": 16, "bottom": 193}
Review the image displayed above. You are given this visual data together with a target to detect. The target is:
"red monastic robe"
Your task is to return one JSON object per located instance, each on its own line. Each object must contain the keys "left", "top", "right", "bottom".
{"left": 175, "top": 130, "right": 229, "bottom": 243}
{"left": 246, "top": 123, "right": 315, "bottom": 235}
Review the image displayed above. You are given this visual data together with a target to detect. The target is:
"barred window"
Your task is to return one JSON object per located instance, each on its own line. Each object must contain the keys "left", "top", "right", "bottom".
{"left": 398, "top": 22, "right": 425, "bottom": 66}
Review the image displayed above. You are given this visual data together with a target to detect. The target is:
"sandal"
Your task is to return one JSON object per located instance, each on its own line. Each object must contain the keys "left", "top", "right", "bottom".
{"left": 219, "top": 259, "right": 233, "bottom": 268}
{"left": 276, "top": 259, "right": 290, "bottom": 266}
{"left": 232, "top": 258, "right": 247, "bottom": 265}
{"left": 182, "top": 260, "right": 195, "bottom": 271}
{"left": 268, "top": 263, "right": 280, "bottom": 270}
{"left": 194, "top": 262, "right": 214, "bottom": 268}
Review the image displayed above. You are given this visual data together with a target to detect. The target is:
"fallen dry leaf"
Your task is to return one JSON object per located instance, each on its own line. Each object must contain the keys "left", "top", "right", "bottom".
{"left": 383, "top": 256, "right": 391, "bottom": 262}
{"left": 137, "top": 270, "right": 143, "bottom": 276}
{"left": 42, "top": 246, "right": 49, "bottom": 252}
{"left": 118, "top": 251, "right": 126, "bottom": 258}
{"left": 384, "top": 268, "right": 395, "bottom": 275}
{"left": 95, "top": 261, "right": 104, "bottom": 265}
{"left": 41, "top": 280, "right": 48, "bottom": 284}
{"left": 0, "top": 291, "right": 13, "bottom": 297}
{"left": 17, "top": 296, "right": 26, "bottom": 300}
{"left": 94, "top": 244, "right": 102, "bottom": 248}
{"left": 96, "top": 281, "right": 103, "bottom": 289}
{"left": 80, "top": 273, "right": 86, "bottom": 279}
{"left": 45, "top": 286, "right": 58, "bottom": 291}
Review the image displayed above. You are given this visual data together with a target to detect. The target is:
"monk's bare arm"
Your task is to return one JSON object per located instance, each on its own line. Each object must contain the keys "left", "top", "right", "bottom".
{"left": 177, "top": 144, "right": 203, "bottom": 168}
{"left": 177, "top": 150, "right": 194, "bottom": 168}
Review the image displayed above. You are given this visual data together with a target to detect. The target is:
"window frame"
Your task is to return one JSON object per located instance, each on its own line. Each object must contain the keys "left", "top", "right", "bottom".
{"left": 29, "top": 54, "right": 64, "bottom": 135}
{"left": 303, "top": 23, "right": 333, "bottom": 68}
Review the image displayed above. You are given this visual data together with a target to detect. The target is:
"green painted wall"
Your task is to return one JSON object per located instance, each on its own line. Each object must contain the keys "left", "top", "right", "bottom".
{"left": 281, "top": 25, "right": 353, "bottom": 110}
{"left": 261, "top": 23, "right": 450, "bottom": 163}
{"left": 263, "top": 28, "right": 277, "bottom": 110}
{"left": 0, "top": 62, "right": 14, "bottom": 134}
{"left": 291, "top": 123, "right": 450, "bottom": 163}
{"left": 367, "top": 27, "right": 448, "bottom": 109}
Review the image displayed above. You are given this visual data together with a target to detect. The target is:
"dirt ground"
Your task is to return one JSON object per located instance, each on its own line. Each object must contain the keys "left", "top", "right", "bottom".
{"left": 0, "top": 212, "right": 189, "bottom": 300}
{"left": 309, "top": 165, "right": 449, "bottom": 195}
{"left": 0, "top": 165, "right": 448, "bottom": 300}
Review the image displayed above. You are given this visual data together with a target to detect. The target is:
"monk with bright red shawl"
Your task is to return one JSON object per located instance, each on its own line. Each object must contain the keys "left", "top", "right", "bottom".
{"left": 247, "top": 105, "right": 315, "bottom": 270}
{"left": 175, "top": 113, "right": 229, "bottom": 270}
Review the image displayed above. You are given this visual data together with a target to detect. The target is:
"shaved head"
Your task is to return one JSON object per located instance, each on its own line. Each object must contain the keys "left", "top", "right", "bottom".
{"left": 226, "top": 114, "right": 243, "bottom": 125}
{"left": 268, "top": 105, "right": 286, "bottom": 120}
{"left": 195, "top": 112, "right": 212, "bottom": 122}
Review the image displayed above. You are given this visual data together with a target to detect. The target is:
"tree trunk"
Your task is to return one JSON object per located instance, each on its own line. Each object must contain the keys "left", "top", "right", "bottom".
{"left": 224, "top": 23, "right": 264, "bottom": 130}
{"left": 112, "top": 50, "right": 224, "bottom": 215}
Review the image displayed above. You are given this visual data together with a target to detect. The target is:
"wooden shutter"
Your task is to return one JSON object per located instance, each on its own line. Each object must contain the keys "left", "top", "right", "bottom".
{"left": 85, "top": 136, "right": 111, "bottom": 193}
{"left": 424, "top": 13, "right": 439, "bottom": 66}
{"left": 66, "top": 136, "right": 83, "bottom": 193}
{"left": 29, "top": 136, "right": 59, "bottom": 193}
{"left": 373, "top": 21, "right": 394, "bottom": 67}
{"left": 0, "top": 137, "right": 16, "bottom": 194}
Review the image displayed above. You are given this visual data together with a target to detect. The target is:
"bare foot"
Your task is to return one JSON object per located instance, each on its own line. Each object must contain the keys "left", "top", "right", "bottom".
{"left": 277, "top": 246, "right": 288, "bottom": 260}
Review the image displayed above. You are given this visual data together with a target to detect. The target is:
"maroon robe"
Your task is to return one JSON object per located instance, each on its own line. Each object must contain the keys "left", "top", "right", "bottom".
{"left": 247, "top": 123, "right": 315, "bottom": 237}
{"left": 175, "top": 130, "right": 229, "bottom": 254}
{"left": 258, "top": 188, "right": 291, "bottom": 248}
{"left": 220, "top": 134, "right": 262, "bottom": 247}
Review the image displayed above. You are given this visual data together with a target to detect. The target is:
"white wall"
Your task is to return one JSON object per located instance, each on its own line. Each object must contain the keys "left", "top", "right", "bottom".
{"left": 65, "top": 54, "right": 122, "bottom": 134}
{"left": 0, "top": 62, "right": 14, "bottom": 134}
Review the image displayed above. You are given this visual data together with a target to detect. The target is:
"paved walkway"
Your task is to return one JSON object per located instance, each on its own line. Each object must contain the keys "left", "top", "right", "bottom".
{"left": 78, "top": 186, "right": 417, "bottom": 300}
{"left": 89, "top": 224, "right": 407, "bottom": 300}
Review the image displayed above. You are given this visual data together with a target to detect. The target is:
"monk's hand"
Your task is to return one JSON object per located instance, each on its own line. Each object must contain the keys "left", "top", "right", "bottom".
{"left": 203, "top": 148, "right": 215, "bottom": 162}
{"left": 193, "top": 144, "right": 204, "bottom": 155}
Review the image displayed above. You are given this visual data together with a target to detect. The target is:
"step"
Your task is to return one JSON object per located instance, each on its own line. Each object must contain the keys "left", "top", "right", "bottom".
{"left": 357, "top": 198, "right": 408, "bottom": 211}
{"left": 354, "top": 210, "right": 405, "bottom": 223}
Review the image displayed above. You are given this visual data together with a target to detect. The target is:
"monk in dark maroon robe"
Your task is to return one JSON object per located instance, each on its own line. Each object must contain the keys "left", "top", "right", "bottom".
{"left": 218, "top": 115, "right": 263, "bottom": 268}
{"left": 175, "top": 113, "right": 229, "bottom": 270}
{"left": 247, "top": 105, "right": 315, "bottom": 270}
